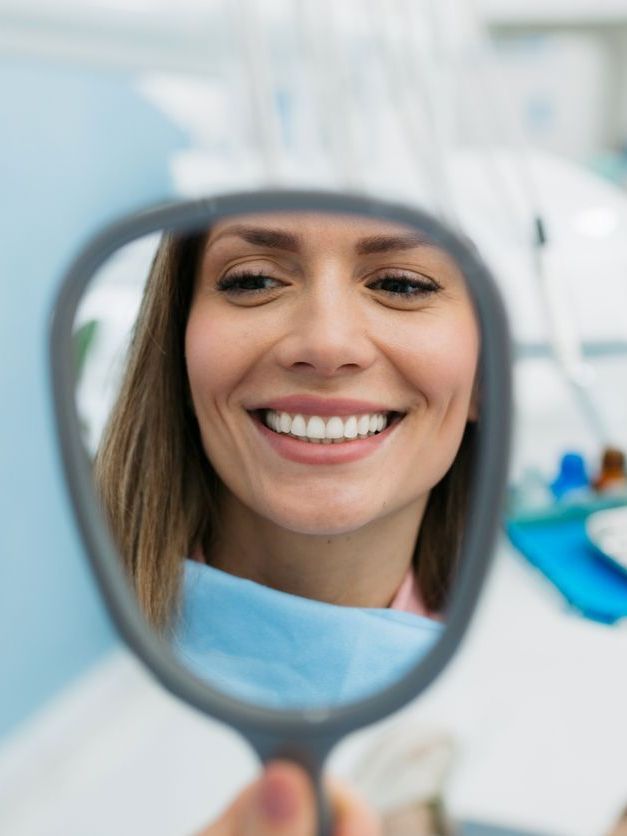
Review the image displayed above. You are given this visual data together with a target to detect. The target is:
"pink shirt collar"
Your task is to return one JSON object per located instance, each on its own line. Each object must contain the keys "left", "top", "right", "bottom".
{"left": 389, "top": 567, "right": 439, "bottom": 620}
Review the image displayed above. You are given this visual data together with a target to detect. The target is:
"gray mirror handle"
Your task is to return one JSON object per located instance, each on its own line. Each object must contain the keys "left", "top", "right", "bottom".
{"left": 250, "top": 732, "right": 335, "bottom": 835}
{"left": 315, "top": 780, "right": 333, "bottom": 836}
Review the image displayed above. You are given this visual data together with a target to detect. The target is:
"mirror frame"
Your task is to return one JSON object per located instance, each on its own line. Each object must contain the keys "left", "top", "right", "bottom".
{"left": 49, "top": 189, "right": 511, "bottom": 766}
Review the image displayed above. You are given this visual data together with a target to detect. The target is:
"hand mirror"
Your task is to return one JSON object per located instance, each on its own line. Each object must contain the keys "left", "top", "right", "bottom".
{"left": 50, "top": 190, "right": 511, "bottom": 833}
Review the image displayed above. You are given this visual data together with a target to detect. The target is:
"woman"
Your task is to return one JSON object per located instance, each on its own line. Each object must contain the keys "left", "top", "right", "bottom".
{"left": 95, "top": 210, "right": 479, "bottom": 703}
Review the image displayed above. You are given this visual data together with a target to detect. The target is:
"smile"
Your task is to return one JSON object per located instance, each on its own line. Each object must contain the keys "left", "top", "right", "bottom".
{"left": 255, "top": 409, "right": 404, "bottom": 444}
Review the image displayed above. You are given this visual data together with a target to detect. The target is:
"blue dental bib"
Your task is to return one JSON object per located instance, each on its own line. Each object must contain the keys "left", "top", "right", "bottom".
{"left": 173, "top": 560, "right": 443, "bottom": 708}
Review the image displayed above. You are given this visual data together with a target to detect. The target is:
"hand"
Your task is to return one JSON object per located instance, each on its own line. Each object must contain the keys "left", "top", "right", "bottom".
{"left": 196, "top": 759, "right": 381, "bottom": 836}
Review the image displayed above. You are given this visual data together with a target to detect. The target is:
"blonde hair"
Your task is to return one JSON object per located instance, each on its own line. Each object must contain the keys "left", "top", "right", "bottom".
{"left": 95, "top": 232, "right": 476, "bottom": 629}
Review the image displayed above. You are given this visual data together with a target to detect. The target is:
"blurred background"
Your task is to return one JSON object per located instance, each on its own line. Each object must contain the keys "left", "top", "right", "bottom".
{"left": 2, "top": 1, "right": 627, "bottom": 834}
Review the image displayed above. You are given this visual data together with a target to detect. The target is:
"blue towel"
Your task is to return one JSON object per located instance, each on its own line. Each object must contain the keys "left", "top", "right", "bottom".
{"left": 507, "top": 501, "right": 627, "bottom": 624}
{"left": 172, "top": 560, "right": 443, "bottom": 709}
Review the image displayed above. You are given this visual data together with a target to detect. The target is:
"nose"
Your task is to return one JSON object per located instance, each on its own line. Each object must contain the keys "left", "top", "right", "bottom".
{"left": 272, "top": 281, "right": 378, "bottom": 378}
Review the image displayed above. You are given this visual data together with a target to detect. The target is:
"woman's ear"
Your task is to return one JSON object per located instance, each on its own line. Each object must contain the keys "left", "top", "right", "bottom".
{"left": 467, "top": 377, "right": 480, "bottom": 422}
{"left": 184, "top": 379, "right": 197, "bottom": 418}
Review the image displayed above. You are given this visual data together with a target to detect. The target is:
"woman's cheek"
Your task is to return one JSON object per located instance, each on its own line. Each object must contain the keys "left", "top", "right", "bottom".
{"left": 185, "top": 309, "right": 279, "bottom": 412}
{"left": 186, "top": 309, "right": 239, "bottom": 384}
{"left": 185, "top": 314, "right": 235, "bottom": 406}
{"left": 397, "top": 317, "right": 478, "bottom": 402}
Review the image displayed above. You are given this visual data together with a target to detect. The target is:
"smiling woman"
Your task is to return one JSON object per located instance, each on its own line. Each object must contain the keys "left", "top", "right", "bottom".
{"left": 89, "top": 208, "right": 479, "bottom": 706}
{"left": 52, "top": 185, "right": 511, "bottom": 836}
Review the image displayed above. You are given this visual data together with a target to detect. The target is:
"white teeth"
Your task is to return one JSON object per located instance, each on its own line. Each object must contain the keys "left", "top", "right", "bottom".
{"left": 357, "top": 415, "right": 371, "bottom": 437}
{"left": 261, "top": 410, "right": 395, "bottom": 442}
{"left": 325, "top": 416, "right": 344, "bottom": 439}
{"left": 343, "top": 416, "right": 358, "bottom": 439}
{"left": 279, "top": 412, "right": 292, "bottom": 433}
{"left": 290, "top": 414, "right": 307, "bottom": 437}
{"left": 306, "top": 416, "right": 326, "bottom": 439}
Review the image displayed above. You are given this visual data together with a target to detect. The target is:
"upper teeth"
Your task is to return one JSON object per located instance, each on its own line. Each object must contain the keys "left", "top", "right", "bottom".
{"left": 264, "top": 410, "right": 389, "bottom": 442}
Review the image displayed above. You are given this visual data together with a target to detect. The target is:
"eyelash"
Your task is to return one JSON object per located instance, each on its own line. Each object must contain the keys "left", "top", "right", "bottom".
{"left": 216, "top": 270, "right": 442, "bottom": 298}
{"left": 368, "top": 273, "right": 442, "bottom": 297}
{"left": 216, "top": 272, "right": 281, "bottom": 295}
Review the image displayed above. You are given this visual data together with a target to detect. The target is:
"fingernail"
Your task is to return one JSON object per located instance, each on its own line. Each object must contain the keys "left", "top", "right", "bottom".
{"left": 257, "top": 767, "right": 299, "bottom": 825}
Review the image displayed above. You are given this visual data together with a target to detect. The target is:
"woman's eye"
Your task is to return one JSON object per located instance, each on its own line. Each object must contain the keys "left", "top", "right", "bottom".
{"left": 216, "top": 271, "right": 283, "bottom": 295}
{"left": 368, "top": 273, "right": 442, "bottom": 298}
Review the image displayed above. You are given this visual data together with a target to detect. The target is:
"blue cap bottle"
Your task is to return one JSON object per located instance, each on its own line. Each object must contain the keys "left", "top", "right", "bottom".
{"left": 550, "top": 452, "right": 589, "bottom": 500}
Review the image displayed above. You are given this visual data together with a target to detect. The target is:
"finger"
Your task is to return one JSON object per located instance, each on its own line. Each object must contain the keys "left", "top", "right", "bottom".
{"left": 242, "top": 760, "right": 317, "bottom": 836}
{"left": 326, "top": 775, "right": 382, "bottom": 836}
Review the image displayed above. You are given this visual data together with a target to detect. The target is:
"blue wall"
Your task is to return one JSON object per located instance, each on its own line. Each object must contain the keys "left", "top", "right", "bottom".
{"left": 0, "top": 57, "right": 188, "bottom": 741}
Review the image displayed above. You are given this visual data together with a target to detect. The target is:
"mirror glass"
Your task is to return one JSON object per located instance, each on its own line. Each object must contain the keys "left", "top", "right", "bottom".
{"left": 72, "top": 208, "right": 481, "bottom": 709}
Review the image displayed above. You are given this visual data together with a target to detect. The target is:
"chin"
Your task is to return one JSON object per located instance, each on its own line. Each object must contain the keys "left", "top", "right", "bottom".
{"left": 265, "top": 499, "right": 375, "bottom": 537}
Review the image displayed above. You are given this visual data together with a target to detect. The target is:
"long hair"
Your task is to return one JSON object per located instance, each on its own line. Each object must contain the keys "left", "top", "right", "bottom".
{"left": 94, "top": 232, "right": 477, "bottom": 629}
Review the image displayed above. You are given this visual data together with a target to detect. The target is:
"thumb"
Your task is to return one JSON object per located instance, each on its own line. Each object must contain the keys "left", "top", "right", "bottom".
{"left": 243, "top": 761, "right": 316, "bottom": 836}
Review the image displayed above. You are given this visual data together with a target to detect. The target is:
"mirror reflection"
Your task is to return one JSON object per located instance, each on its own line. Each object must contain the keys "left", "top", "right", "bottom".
{"left": 73, "top": 210, "right": 480, "bottom": 709}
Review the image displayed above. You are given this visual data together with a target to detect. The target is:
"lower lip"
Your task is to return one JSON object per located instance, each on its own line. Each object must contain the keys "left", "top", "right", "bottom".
{"left": 248, "top": 412, "right": 404, "bottom": 465}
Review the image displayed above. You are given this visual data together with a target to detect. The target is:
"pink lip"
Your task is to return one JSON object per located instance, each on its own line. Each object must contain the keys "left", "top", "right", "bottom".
{"left": 247, "top": 395, "right": 401, "bottom": 417}
{"left": 248, "top": 411, "right": 403, "bottom": 465}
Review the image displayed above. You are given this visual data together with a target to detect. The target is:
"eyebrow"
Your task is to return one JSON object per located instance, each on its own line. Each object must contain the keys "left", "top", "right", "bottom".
{"left": 208, "top": 226, "right": 433, "bottom": 255}
{"left": 355, "top": 232, "right": 433, "bottom": 255}
{"left": 210, "top": 225, "right": 301, "bottom": 252}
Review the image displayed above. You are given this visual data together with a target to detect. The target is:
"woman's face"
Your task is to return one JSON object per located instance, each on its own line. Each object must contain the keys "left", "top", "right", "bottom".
{"left": 185, "top": 212, "right": 479, "bottom": 535}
